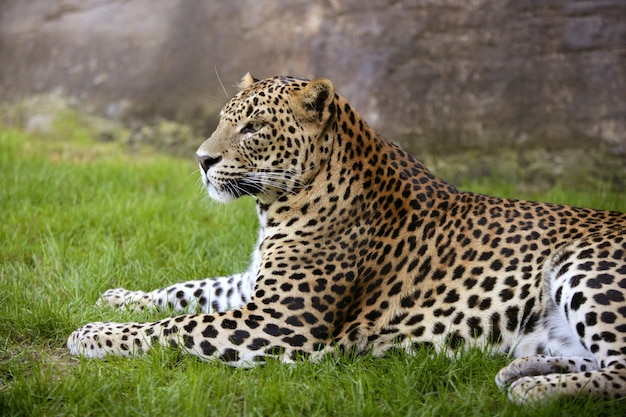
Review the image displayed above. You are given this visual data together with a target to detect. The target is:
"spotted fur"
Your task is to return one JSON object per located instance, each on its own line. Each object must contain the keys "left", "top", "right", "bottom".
{"left": 68, "top": 74, "right": 626, "bottom": 403}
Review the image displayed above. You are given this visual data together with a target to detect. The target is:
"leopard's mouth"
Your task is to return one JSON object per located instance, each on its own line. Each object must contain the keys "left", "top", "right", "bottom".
{"left": 200, "top": 170, "right": 262, "bottom": 202}
{"left": 225, "top": 178, "right": 264, "bottom": 198}
{"left": 199, "top": 169, "right": 228, "bottom": 203}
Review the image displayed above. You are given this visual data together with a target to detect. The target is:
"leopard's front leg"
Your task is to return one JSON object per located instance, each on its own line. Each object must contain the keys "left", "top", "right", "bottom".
{"left": 97, "top": 272, "right": 255, "bottom": 314}
{"left": 67, "top": 304, "right": 329, "bottom": 365}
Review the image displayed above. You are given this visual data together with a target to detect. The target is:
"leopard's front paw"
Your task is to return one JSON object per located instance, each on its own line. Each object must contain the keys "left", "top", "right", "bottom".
{"left": 67, "top": 321, "right": 149, "bottom": 358}
{"left": 96, "top": 288, "right": 151, "bottom": 312}
{"left": 67, "top": 322, "right": 120, "bottom": 358}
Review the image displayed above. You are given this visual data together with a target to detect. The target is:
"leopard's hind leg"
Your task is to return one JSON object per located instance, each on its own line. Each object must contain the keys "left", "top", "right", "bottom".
{"left": 497, "top": 231, "right": 626, "bottom": 403}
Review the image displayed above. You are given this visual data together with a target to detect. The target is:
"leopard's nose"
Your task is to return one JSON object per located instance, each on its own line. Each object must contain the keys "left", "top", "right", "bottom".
{"left": 197, "top": 155, "right": 222, "bottom": 173}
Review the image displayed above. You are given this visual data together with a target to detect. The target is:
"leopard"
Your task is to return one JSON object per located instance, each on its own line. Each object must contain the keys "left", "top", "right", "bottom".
{"left": 68, "top": 73, "right": 626, "bottom": 404}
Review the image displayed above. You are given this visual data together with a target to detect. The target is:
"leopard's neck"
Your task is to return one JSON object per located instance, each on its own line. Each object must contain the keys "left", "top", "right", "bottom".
{"left": 258, "top": 95, "right": 457, "bottom": 233}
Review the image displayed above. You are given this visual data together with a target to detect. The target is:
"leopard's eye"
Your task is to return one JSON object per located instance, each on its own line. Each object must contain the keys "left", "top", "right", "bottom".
{"left": 241, "top": 122, "right": 264, "bottom": 134}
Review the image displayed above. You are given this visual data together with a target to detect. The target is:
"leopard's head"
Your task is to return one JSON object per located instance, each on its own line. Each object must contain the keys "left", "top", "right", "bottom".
{"left": 197, "top": 74, "right": 336, "bottom": 204}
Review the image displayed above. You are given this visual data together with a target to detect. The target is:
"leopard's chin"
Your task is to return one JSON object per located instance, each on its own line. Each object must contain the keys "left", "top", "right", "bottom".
{"left": 206, "top": 183, "right": 238, "bottom": 203}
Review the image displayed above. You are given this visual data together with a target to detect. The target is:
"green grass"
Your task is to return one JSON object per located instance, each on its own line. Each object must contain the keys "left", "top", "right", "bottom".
{"left": 1, "top": 125, "right": 625, "bottom": 416}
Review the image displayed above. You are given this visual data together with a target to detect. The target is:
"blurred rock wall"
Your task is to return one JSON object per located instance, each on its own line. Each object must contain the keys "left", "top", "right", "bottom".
{"left": 1, "top": 0, "right": 625, "bottom": 155}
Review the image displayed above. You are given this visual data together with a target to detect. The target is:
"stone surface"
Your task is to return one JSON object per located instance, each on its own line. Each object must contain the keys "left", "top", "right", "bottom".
{"left": 1, "top": 0, "right": 625, "bottom": 157}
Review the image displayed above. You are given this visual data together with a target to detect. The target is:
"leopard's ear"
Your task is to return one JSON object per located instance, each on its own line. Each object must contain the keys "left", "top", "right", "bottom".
{"left": 238, "top": 73, "right": 259, "bottom": 91}
{"left": 299, "top": 78, "right": 335, "bottom": 124}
